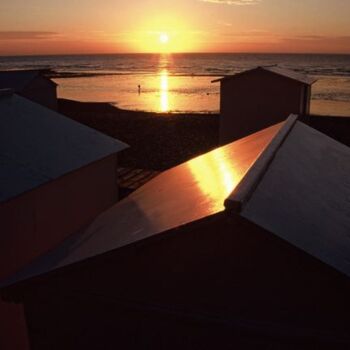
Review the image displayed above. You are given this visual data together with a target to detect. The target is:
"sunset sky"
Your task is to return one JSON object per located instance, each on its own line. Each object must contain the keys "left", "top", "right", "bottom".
{"left": 1, "top": 0, "right": 350, "bottom": 55}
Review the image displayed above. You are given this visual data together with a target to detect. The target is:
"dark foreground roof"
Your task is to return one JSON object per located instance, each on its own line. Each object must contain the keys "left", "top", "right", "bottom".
{"left": 226, "top": 115, "right": 350, "bottom": 278}
{"left": 0, "top": 92, "right": 128, "bottom": 202}
{"left": 0, "top": 69, "right": 57, "bottom": 91}
{"left": 2, "top": 114, "right": 350, "bottom": 289}
{"left": 0, "top": 122, "right": 282, "bottom": 287}
{"left": 212, "top": 66, "right": 317, "bottom": 85}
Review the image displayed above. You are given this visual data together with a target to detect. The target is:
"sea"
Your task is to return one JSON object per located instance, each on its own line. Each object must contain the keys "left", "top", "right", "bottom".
{"left": 1, "top": 53, "right": 350, "bottom": 115}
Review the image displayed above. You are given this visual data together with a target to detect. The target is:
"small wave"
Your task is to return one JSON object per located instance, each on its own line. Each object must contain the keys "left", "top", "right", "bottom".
{"left": 205, "top": 67, "right": 230, "bottom": 73}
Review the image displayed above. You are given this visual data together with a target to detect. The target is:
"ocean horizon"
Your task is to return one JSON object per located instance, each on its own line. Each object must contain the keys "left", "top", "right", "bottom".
{"left": 1, "top": 53, "right": 350, "bottom": 115}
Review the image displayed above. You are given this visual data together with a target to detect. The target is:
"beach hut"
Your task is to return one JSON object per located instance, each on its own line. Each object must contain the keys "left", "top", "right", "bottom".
{"left": 0, "top": 89, "right": 128, "bottom": 279}
{"left": 0, "top": 89, "right": 128, "bottom": 350}
{"left": 0, "top": 69, "right": 58, "bottom": 110}
{"left": 1, "top": 115, "right": 350, "bottom": 349}
{"left": 213, "top": 66, "right": 317, "bottom": 144}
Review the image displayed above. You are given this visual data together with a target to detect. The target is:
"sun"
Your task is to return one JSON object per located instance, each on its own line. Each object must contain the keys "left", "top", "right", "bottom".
{"left": 159, "top": 33, "right": 169, "bottom": 44}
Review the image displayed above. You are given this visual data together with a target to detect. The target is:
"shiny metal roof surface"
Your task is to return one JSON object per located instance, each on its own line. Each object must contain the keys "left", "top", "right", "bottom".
{"left": 0, "top": 122, "right": 282, "bottom": 287}
{"left": 228, "top": 120, "right": 350, "bottom": 278}
{"left": 0, "top": 93, "right": 128, "bottom": 202}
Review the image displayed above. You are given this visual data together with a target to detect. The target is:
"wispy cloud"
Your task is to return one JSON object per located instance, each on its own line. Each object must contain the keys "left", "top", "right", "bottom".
{"left": 199, "top": 0, "right": 262, "bottom": 5}
{"left": 281, "top": 35, "right": 350, "bottom": 49}
{"left": 217, "top": 21, "right": 233, "bottom": 27}
{"left": 0, "top": 31, "right": 59, "bottom": 40}
{"left": 211, "top": 31, "right": 350, "bottom": 53}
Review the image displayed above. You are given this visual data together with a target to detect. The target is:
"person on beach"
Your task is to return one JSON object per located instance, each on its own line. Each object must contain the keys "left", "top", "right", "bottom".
{"left": 138, "top": 85, "right": 141, "bottom": 94}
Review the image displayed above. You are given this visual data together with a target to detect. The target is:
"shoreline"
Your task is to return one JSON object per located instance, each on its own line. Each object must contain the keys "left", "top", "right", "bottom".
{"left": 54, "top": 73, "right": 350, "bottom": 116}
{"left": 50, "top": 71, "right": 350, "bottom": 79}
{"left": 50, "top": 72, "right": 227, "bottom": 79}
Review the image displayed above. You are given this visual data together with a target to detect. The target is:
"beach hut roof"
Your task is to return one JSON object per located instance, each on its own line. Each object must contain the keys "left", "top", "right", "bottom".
{"left": 0, "top": 69, "right": 57, "bottom": 91}
{"left": 226, "top": 115, "right": 350, "bottom": 278}
{"left": 2, "top": 115, "right": 350, "bottom": 289}
{"left": 212, "top": 66, "right": 317, "bottom": 85}
{"left": 0, "top": 91, "right": 128, "bottom": 203}
{"left": 0, "top": 121, "right": 282, "bottom": 287}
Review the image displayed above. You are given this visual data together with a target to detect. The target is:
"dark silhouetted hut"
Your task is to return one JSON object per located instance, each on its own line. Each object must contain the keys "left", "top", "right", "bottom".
{"left": 213, "top": 66, "right": 317, "bottom": 144}
{"left": 2, "top": 115, "right": 350, "bottom": 349}
{"left": 0, "top": 69, "right": 58, "bottom": 110}
{"left": 0, "top": 90, "right": 128, "bottom": 279}
{"left": 0, "top": 89, "right": 128, "bottom": 349}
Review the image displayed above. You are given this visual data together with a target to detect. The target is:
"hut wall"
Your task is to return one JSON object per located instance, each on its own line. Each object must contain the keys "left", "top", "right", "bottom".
{"left": 0, "top": 302, "right": 29, "bottom": 350}
{"left": 0, "top": 153, "right": 118, "bottom": 280}
{"left": 0, "top": 154, "right": 118, "bottom": 350}
{"left": 17, "top": 215, "right": 350, "bottom": 349}
{"left": 219, "top": 70, "right": 306, "bottom": 144}
{"left": 21, "top": 76, "right": 57, "bottom": 110}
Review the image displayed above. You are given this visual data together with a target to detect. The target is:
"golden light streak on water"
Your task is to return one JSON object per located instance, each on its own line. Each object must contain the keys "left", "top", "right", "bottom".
{"left": 160, "top": 69, "right": 169, "bottom": 112}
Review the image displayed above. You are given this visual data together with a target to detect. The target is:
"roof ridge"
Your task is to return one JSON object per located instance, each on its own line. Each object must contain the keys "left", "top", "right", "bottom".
{"left": 224, "top": 114, "right": 298, "bottom": 212}
{"left": 212, "top": 66, "right": 316, "bottom": 85}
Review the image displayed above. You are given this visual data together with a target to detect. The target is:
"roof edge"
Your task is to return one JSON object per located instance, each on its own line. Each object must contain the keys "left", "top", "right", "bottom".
{"left": 212, "top": 66, "right": 317, "bottom": 85}
{"left": 212, "top": 66, "right": 265, "bottom": 83}
{"left": 224, "top": 114, "right": 298, "bottom": 213}
{"left": 0, "top": 69, "right": 58, "bottom": 88}
{"left": 0, "top": 88, "right": 15, "bottom": 98}
{"left": 264, "top": 66, "right": 317, "bottom": 85}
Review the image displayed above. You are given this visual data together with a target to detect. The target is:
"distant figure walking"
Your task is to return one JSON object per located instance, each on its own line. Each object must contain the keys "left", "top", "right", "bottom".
{"left": 138, "top": 85, "right": 141, "bottom": 94}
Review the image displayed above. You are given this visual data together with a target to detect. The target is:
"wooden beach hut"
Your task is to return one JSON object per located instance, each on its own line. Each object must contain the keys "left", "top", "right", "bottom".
{"left": 0, "top": 89, "right": 128, "bottom": 350}
{"left": 1, "top": 115, "right": 350, "bottom": 349}
{"left": 0, "top": 69, "right": 58, "bottom": 110}
{"left": 0, "top": 89, "right": 128, "bottom": 279}
{"left": 213, "top": 66, "right": 317, "bottom": 144}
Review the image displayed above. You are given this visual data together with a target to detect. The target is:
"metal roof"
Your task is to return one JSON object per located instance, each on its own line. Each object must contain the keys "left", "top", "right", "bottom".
{"left": 212, "top": 66, "right": 317, "bottom": 85}
{"left": 0, "top": 93, "right": 128, "bottom": 202}
{"left": 0, "top": 69, "right": 57, "bottom": 91}
{"left": 227, "top": 115, "right": 350, "bottom": 278}
{"left": 2, "top": 114, "right": 350, "bottom": 289}
{"left": 0, "top": 122, "right": 282, "bottom": 287}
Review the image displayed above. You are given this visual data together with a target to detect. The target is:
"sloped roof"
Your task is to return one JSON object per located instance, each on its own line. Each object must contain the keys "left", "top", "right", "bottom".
{"left": 0, "top": 69, "right": 57, "bottom": 91}
{"left": 0, "top": 92, "right": 128, "bottom": 202}
{"left": 0, "top": 122, "right": 282, "bottom": 287}
{"left": 263, "top": 66, "right": 317, "bottom": 85}
{"left": 212, "top": 66, "right": 317, "bottom": 85}
{"left": 3, "top": 115, "right": 349, "bottom": 289}
{"left": 226, "top": 115, "right": 350, "bottom": 278}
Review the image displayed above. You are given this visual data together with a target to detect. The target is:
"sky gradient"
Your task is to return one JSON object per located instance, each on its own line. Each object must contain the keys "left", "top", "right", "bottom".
{"left": 1, "top": 0, "right": 349, "bottom": 55}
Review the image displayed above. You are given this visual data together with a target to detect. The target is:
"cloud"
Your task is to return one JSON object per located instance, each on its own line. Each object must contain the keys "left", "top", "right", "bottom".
{"left": 215, "top": 32, "right": 350, "bottom": 53}
{"left": 0, "top": 31, "right": 58, "bottom": 40}
{"left": 280, "top": 35, "right": 350, "bottom": 52}
{"left": 217, "top": 21, "right": 233, "bottom": 27}
{"left": 233, "top": 30, "right": 272, "bottom": 37}
{"left": 283, "top": 35, "right": 350, "bottom": 43}
{"left": 199, "top": 0, "right": 261, "bottom": 5}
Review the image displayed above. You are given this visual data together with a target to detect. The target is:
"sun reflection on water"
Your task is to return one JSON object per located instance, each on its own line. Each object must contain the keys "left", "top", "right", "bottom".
{"left": 160, "top": 69, "right": 169, "bottom": 112}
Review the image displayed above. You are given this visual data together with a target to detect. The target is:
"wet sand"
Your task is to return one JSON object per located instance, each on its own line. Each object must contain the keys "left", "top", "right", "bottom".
{"left": 310, "top": 99, "right": 350, "bottom": 117}
{"left": 58, "top": 99, "right": 220, "bottom": 171}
